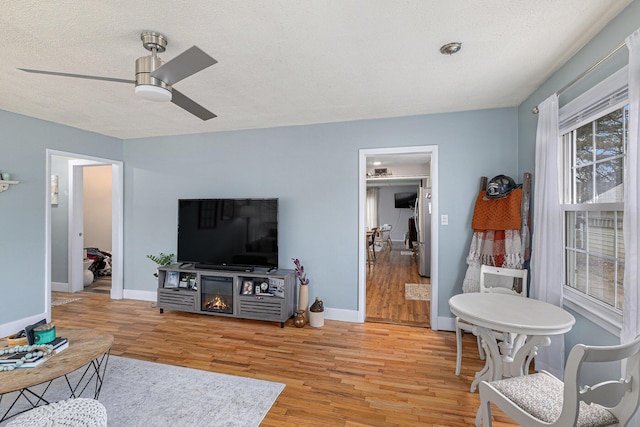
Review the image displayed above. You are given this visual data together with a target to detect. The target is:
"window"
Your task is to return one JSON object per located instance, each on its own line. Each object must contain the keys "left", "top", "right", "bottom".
{"left": 560, "top": 67, "right": 628, "bottom": 331}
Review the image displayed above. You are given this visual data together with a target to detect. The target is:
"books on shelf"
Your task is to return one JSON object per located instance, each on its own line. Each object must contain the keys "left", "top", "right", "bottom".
{"left": 268, "top": 277, "right": 285, "bottom": 298}
{"left": 0, "top": 337, "right": 68, "bottom": 368}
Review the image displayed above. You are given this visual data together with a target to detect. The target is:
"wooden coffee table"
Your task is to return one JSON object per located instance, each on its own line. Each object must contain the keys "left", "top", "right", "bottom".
{"left": 0, "top": 328, "right": 114, "bottom": 422}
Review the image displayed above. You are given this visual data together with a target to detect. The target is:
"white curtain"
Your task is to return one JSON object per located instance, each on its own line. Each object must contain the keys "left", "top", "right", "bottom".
{"left": 365, "top": 187, "right": 379, "bottom": 230}
{"left": 623, "top": 30, "right": 640, "bottom": 349}
{"left": 530, "top": 94, "right": 565, "bottom": 378}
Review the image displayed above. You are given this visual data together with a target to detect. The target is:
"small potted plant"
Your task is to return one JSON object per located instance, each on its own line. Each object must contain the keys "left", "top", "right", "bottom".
{"left": 147, "top": 252, "right": 174, "bottom": 277}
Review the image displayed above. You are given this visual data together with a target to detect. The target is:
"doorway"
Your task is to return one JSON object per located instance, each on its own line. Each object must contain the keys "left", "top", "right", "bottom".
{"left": 46, "top": 150, "right": 123, "bottom": 305}
{"left": 358, "top": 146, "right": 439, "bottom": 329}
{"left": 80, "top": 164, "right": 114, "bottom": 295}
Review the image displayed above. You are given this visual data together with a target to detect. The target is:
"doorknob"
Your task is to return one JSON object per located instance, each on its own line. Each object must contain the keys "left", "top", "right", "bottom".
{"left": 79, "top": 232, "right": 83, "bottom": 236}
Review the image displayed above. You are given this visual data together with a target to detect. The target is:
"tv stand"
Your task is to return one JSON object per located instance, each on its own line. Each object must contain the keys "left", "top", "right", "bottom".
{"left": 156, "top": 264, "right": 296, "bottom": 327}
{"left": 195, "top": 263, "right": 254, "bottom": 272}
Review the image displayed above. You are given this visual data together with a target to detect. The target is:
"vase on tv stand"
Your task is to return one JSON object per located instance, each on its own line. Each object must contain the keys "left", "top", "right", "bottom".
{"left": 292, "top": 258, "right": 311, "bottom": 323}
{"left": 298, "top": 284, "right": 309, "bottom": 320}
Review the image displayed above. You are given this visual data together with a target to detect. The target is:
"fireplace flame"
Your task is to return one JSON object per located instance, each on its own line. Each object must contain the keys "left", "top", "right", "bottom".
{"left": 205, "top": 295, "right": 229, "bottom": 311}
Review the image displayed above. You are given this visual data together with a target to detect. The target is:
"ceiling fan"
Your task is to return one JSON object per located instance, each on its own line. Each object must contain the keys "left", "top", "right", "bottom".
{"left": 18, "top": 31, "right": 217, "bottom": 120}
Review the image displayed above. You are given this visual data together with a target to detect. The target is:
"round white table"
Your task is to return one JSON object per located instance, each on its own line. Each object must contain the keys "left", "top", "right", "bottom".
{"left": 449, "top": 293, "right": 575, "bottom": 392}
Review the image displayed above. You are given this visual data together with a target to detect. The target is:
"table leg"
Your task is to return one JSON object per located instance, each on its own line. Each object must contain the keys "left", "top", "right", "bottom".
{"left": 0, "top": 351, "right": 110, "bottom": 422}
{"left": 507, "top": 335, "right": 551, "bottom": 377}
{"left": 469, "top": 325, "right": 502, "bottom": 393}
{"left": 62, "top": 350, "right": 110, "bottom": 399}
{"left": 468, "top": 328, "right": 552, "bottom": 393}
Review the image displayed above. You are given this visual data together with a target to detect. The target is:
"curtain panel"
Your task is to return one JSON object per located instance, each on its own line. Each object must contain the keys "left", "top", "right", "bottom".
{"left": 530, "top": 94, "right": 565, "bottom": 379}
{"left": 365, "top": 187, "right": 378, "bottom": 230}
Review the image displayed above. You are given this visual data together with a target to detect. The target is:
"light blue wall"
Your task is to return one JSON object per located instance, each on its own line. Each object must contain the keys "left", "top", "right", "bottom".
{"left": 518, "top": 1, "right": 640, "bottom": 347}
{"left": 377, "top": 185, "right": 417, "bottom": 242}
{"left": 124, "top": 108, "right": 518, "bottom": 315}
{"left": 0, "top": 111, "right": 122, "bottom": 326}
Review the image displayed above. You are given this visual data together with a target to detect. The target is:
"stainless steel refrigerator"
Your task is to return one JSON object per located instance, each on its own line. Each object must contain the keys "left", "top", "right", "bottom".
{"left": 415, "top": 186, "right": 431, "bottom": 277}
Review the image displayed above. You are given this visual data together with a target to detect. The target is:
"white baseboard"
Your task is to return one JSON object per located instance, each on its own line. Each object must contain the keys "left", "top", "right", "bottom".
{"left": 0, "top": 312, "right": 50, "bottom": 341}
{"left": 324, "top": 307, "right": 361, "bottom": 323}
{"left": 51, "top": 281, "right": 70, "bottom": 293}
{"left": 318, "top": 310, "right": 453, "bottom": 327}
{"left": 123, "top": 289, "right": 156, "bottom": 302}
{"left": 437, "top": 316, "right": 456, "bottom": 332}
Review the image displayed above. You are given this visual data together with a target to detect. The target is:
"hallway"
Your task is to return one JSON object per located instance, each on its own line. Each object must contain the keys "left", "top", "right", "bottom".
{"left": 366, "top": 242, "right": 430, "bottom": 327}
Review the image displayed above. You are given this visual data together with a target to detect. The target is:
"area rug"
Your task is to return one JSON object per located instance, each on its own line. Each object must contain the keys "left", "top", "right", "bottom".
{"left": 0, "top": 355, "right": 285, "bottom": 427}
{"left": 405, "top": 283, "right": 431, "bottom": 301}
{"left": 51, "top": 297, "right": 82, "bottom": 307}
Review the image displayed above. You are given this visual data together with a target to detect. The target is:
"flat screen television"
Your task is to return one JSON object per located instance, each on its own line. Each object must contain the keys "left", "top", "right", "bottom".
{"left": 178, "top": 198, "right": 278, "bottom": 270}
{"left": 394, "top": 192, "right": 417, "bottom": 209}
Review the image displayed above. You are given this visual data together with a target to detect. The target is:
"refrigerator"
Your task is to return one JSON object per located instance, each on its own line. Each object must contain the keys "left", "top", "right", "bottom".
{"left": 415, "top": 186, "right": 431, "bottom": 277}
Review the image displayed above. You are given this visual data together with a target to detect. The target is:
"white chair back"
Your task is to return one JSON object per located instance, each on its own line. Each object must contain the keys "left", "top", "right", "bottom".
{"left": 375, "top": 224, "right": 393, "bottom": 249}
{"left": 567, "top": 336, "right": 640, "bottom": 426}
{"left": 478, "top": 334, "right": 640, "bottom": 426}
{"left": 479, "top": 265, "right": 528, "bottom": 297}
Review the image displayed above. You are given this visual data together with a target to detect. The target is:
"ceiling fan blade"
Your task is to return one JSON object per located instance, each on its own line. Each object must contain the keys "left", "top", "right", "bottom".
{"left": 17, "top": 68, "right": 134, "bottom": 84}
{"left": 151, "top": 46, "right": 217, "bottom": 85}
{"left": 171, "top": 88, "right": 217, "bottom": 120}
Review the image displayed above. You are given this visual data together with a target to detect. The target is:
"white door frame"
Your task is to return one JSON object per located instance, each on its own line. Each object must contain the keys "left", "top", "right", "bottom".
{"left": 69, "top": 160, "right": 87, "bottom": 293}
{"left": 46, "top": 150, "right": 124, "bottom": 302}
{"left": 358, "top": 146, "right": 439, "bottom": 329}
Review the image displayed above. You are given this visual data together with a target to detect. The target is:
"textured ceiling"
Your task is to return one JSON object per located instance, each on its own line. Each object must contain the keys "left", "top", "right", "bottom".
{"left": 1, "top": 1, "right": 633, "bottom": 140}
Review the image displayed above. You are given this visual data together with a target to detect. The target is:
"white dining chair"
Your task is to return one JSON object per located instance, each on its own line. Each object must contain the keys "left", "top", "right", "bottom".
{"left": 375, "top": 224, "right": 393, "bottom": 250}
{"left": 477, "top": 334, "right": 640, "bottom": 427}
{"left": 366, "top": 227, "right": 378, "bottom": 265}
{"left": 455, "top": 265, "right": 528, "bottom": 376}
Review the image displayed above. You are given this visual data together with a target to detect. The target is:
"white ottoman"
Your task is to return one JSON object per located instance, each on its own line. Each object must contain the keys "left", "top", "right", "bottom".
{"left": 6, "top": 398, "right": 107, "bottom": 427}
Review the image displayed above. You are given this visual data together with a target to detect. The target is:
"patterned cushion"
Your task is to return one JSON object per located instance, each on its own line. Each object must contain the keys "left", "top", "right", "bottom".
{"left": 490, "top": 373, "right": 618, "bottom": 427}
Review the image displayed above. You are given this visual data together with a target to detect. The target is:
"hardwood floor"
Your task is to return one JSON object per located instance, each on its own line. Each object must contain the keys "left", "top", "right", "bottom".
{"left": 366, "top": 242, "right": 430, "bottom": 326}
{"left": 82, "top": 276, "right": 111, "bottom": 295}
{"left": 50, "top": 292, "right": 517, "bottom": 426}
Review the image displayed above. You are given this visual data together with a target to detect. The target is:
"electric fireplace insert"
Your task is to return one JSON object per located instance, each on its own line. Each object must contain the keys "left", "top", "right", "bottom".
{"left": 201, "top": 275, "right": 233, "bottom": 314}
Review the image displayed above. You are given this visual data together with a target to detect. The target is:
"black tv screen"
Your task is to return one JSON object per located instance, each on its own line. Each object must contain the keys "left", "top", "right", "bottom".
{"left": 178, "top": 199, "right": 278, "bottom": 269}
{"left": 394, "top": 192, "right": 417, "bottom": 209}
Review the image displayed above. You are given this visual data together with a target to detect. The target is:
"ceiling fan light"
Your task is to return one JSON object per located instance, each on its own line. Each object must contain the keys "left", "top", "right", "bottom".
{"left": 135, "top": 84, "right": 172, "bottom": 102}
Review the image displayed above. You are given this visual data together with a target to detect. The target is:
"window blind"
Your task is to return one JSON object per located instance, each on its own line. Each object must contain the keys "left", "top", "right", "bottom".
{"left": 559, "top": 66, "right": 628, "bottom": 133}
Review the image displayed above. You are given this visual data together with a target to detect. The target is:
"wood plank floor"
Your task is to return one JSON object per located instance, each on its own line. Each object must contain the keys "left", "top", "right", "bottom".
{"left": 366, "top": 242, "right": 430, "bottom": 327}
{"left": 50, "top": 292, "right": 517, "bottom": 426}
